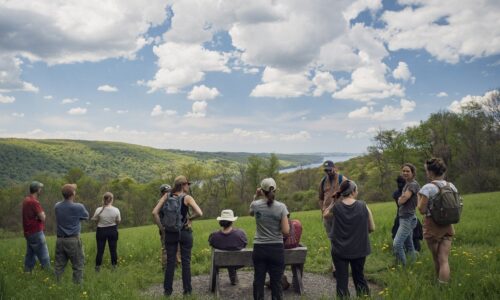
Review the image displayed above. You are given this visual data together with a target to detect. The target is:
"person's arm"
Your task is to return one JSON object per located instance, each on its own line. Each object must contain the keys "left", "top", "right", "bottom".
{"left": 367, "top": 206, "right": 375, "bottom": 233}
{"left": 318, "top": 179, "right": 324, "bottom": 210}
{"left": 37, "top": 211, "right": 46, "bottom": 222}
{"left": 241, "top": 230, "right": 248, "bottom": 248}
{"left": 417, "top": 194, "right": 428, "bottom": 215}
{"left": 185, "top": 195, "right": 203, "bottom": 227}
{"left": 152, "top": 194, "right": 168, "bottom": 229}
{"left": 281, "top": 214, "right": 290, "bottom": 236}
{"left": 115, "top": 209, "right": 121, "bottom": 225}
{"left": 398, "top": 189, "right": 413, "bottom": 205}
{"left": 91, "top": 208, "right": 100, "bottom": 221}
{"left": 80, "top": 205, "right": 89, "bottom": 220}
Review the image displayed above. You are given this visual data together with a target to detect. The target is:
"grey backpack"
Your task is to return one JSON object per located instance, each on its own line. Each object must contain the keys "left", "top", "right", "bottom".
{"left": 429, "top": 182, "right": 463, "bottom": 225}
{"left": 161, "top": 193, "right": 185, "bottom": 233}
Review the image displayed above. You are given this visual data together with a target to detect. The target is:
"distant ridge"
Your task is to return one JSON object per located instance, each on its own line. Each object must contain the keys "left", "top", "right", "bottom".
{"left": 0, "top": 138, "right": 322, "bottom": 187}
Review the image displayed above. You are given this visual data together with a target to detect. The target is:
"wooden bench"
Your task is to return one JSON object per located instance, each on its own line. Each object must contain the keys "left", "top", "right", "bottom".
{"left": 209, "top": 246, "right": 307, "bottom": 297}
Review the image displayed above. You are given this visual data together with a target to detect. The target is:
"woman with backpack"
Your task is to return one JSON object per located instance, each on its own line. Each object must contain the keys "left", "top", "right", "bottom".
{"left": 91, "top": 192, "right": 121, "bottom": 272}
{"left": 250, "top": 178, "right": 289, "bottom": 300}
{"left": 393, "top": 163, "right": 420, "bottom": 266}
{"left": 152, "top": 175, "right": 203, "bottom": 296}
{"left": 417, "top": 158, "right": 459, "bottom": 284}
{"left": 323, "top": 180, "right": 375, "bottom": 298}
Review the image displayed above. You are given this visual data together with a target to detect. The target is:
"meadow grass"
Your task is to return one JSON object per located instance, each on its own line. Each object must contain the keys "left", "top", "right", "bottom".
{"left": 1, "top": 192, "right": 499, "bottom": 299}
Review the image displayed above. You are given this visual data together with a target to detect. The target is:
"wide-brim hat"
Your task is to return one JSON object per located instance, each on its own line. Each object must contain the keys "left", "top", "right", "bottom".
{"left": 216, "top": 209, "right": 238, "bottom": 222}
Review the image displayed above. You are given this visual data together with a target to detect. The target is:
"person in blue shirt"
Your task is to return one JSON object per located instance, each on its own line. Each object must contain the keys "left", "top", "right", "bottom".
{"left": 54, "top": 184, "right": 89, "bottom": 284}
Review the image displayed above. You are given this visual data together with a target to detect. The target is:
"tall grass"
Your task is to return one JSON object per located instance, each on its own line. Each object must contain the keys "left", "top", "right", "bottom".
{"left": 0, "top": 192, "right": 499, "bottom": 299}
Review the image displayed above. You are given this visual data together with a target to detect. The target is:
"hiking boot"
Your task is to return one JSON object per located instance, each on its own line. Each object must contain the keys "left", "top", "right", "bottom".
{"left": 95, "top": 266, "right": 100, "bottom": 273}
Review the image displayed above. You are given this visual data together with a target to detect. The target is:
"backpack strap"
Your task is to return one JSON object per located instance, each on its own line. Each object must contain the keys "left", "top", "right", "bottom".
{"left": 338, "top": 174, "right": 343, "bottom": 185}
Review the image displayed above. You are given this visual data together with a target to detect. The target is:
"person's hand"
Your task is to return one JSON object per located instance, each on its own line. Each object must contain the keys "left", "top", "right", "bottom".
{"left": 255, "top": 188, "right": 264, "bottom": 198}
{"left": 186, "top": 219, "right": 193, "bottom": 228}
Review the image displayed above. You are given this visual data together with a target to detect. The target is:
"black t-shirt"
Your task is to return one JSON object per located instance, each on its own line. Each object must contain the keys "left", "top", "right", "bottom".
{"left": 330, "top": 200, "right": 371, "bottom": 259}
{"left": 209, "top": 228, "right": 248, "bottom": 251}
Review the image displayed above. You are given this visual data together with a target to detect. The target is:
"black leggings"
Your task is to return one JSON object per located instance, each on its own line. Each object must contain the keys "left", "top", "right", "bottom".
{"left": 95, "top": 225, "right": 118, "bottom": 266}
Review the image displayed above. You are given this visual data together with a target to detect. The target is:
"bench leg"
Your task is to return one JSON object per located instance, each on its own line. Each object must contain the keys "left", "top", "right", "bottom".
{"left": 210, "top": 265, "right": 217, "bottom": 292}
{"left": 291, "top": 264, "right": 304, "bottom": 295}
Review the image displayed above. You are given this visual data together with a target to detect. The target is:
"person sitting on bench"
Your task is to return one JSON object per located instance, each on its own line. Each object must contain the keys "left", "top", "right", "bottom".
{"left": 209, "top": 209, "right": 248, "bottom": 285}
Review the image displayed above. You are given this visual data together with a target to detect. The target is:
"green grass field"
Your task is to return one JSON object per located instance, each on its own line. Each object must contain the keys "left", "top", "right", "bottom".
{"left": 1, "top": 192, "right": 499, "bottom": 299}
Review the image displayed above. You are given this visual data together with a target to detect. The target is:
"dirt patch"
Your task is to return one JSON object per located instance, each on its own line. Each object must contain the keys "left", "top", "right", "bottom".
{"left": 144, "top": 269, "right": 381, "bottom": 299}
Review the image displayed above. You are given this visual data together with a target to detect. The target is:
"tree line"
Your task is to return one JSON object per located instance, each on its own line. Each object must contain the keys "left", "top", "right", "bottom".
{"left": 1, "top": 90, "right": 498, "bottom": 235}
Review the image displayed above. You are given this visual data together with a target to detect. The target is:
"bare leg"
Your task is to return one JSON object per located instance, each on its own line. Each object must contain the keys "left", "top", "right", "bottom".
{"left": 426, "top": 239, "right": 440, "bottom": 276}
{"left": 437, "top": 239, "right": 452, "bottom": 283}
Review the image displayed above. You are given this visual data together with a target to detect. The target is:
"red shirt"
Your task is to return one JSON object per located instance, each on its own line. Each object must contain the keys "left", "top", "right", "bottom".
{"left": 22, "top": 195, "right": 45, "bottom": 237}
{"left": 284, "top": 219, "right": 302, "bottom": 249}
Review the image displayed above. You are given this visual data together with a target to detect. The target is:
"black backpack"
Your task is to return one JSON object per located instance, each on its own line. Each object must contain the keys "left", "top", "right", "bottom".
{"left": 429, "top": 181, "right": 463, "bottom": 225}
{"left": 161, "top": 193, "right": 185, "bottom": 233}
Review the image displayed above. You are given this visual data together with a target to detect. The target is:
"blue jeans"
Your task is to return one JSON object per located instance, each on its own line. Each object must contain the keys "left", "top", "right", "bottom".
{"left": 393, "top": 216, "right": 417, "bottom": 265}
{"left": 24, "top": 231, "right": 50, "bottom": 272}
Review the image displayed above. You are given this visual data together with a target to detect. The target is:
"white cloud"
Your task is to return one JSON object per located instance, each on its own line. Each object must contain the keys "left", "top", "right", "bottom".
{"left": 151, "top": 105, "right": 177, "bottom": 117}
{"left": 12, "top": 112, "right": 24, "bottom": 117}
{"left": 97, "top": 85, "right": 118, "bottom": 92}
{"left": 333, "top": 65, "right": 405, "bottom": 102}
{"left": 44, "top": 95, "right": 53, "bottom": 100}
{"left": 146, "top": 42, "right": 230, "bottom": 93}
{"left": 187, "top": 85, "right": 220, "bottom": 101}
{"left": 186, "top": 101, "right": 208, "bottom": 118}
{"left": 448, "top": 90, "right": 500, "bottom": 113}
{"left": 403, "top": 121, "right": 420, "bottom": 128}
{"left": 345, "top": 127, "right": 378, "bottom": 139}
{"left": 392, "top": 61, "right": 413, "bottom": 82}
{"left": 312, "top": 71, "right": 338, "bottom": 97}
{"left": 0, "top": 94, "right": 15, "bottom": 103}
{"left": 116, "top": 110, "right": 128, "bottom": 114}
{"left": 103, "top": 107, "right": 111, "bottom": 112}
{"left": 232, "top": 128, "right": 311, "bottom": 142}
{"left": 0, "top": 55, "right": 39, "bottom": 93}
{"left": 251, "top": 67, "right": 311, "bottom": 98}
{"left": 0, "top": 1, "right": 167, "bottom": 92}
{"left": 61, "top": 98, "right": 78, "bottom": 104}
{"left": 104, "top": 125, "right": 120, "bottom": 133}
{"left": 343, "top": 0, "right": 383, "bottom": 22}
{"left": 348, "top": 99, "right": 416, "bottom": 121}
{"left": 381, "top": 0, "right": 500, "bottom": 63}
{"left": 28, "top": 129, "right": 44, "bottom": 135}
{"left": 437, "top": 92, "right": 448, "bottom": 98}
{"left": 67, "top": 107, "right": 87, "bottom": 115}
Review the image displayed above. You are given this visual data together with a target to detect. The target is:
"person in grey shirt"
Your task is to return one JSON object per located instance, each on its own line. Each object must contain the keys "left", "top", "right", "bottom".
{"left": 393, "top": 163, "right": 420, "bottom": 266}
{"left": 54, "top": 184, "right": 89, "bottom": 284}
{"left": 250, "top": 178, "right": 289, "bottom": 300}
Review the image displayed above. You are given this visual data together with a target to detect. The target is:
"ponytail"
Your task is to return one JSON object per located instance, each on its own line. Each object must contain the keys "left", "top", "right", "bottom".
{"left": 96, "top": 192, "right": 113, "bottom": 218}
{"left": 263, "top": 189, "right": 275, "bottom": 207}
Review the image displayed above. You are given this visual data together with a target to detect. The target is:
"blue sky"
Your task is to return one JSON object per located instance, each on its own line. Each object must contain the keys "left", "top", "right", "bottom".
{"left": 0, "top": 0, "right": 499, "bottom": 153}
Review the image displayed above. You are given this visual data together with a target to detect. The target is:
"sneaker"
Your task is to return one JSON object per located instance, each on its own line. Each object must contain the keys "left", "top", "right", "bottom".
{"left": 95, "top": 266, "right": 100, "bottom": 272}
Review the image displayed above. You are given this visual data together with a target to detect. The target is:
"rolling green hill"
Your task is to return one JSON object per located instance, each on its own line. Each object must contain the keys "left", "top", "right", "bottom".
{"left": 0, "top": 138, "right": 322, "bottom": 187}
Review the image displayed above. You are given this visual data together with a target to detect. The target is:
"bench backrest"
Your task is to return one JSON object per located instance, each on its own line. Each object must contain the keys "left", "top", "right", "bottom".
{"left": 212, "top": 246, "right": 307, "bottom": 267}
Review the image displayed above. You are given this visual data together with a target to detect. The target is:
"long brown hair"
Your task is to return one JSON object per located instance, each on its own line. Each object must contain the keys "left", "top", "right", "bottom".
{"left": 96, "top": 192, "right": 113, "bottom": 218}
{"left": 263, "top": 188, "right": 275, "bottom": 207}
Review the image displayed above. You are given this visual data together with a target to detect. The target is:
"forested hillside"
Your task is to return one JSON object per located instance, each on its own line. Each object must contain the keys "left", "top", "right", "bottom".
{"left": 0, "top": 139, "right": 321, "bottom": 187}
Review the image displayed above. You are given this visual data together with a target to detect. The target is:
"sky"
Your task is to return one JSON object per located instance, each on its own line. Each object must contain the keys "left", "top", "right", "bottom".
{"left": 0, "top": 0, "right": 499, "bottom": 154}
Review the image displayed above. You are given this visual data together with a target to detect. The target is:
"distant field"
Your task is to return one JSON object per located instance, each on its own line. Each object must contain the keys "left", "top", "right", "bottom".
{"left": 1, "top": 192, "right": 499, "bottom": 299}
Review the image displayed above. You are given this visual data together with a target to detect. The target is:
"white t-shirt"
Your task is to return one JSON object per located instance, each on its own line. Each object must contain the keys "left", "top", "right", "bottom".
{"left": 92, "top": 206, "right": 121, "bottom": 227}
{"left": 418, "top": 180, "right": 458, "bottom": 216}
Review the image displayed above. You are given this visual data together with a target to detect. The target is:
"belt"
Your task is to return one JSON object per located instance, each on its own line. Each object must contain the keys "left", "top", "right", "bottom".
{"left": 57, "top": 234, "right": 79, "bottom": 238}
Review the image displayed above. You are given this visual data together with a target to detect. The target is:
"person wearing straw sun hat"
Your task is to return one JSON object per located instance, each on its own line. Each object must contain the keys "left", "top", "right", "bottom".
{"left": 209, "top": 209, "right": 248, "bottom": 285}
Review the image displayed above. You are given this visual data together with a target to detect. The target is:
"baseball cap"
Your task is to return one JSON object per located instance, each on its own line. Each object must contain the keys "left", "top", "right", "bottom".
{"left": 323, "top": 160, "right": 335, "bottom": 170}
{"left": 260, "top": 178, "right": 277, "bottom": 192}
{"left": 160, "top": 184, "right": 171, "bottom": 194}
{"left": 174, "top": 175, "right": 190, "bottom": 186}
